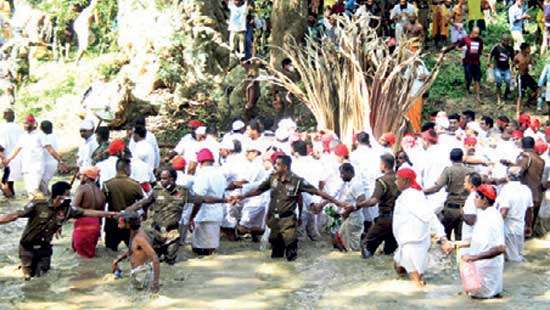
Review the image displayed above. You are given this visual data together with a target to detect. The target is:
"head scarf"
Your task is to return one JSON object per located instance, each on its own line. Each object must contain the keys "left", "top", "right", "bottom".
{"left": 79, "top": 166, "right": 101, "bottom": 181}
{"left": 108, "top": 139, "right": 125, "bottom": 156}
{"left": 171, "top": 156, "right": 186, "bottom": 170}
{"left": 333, "top": 143, "right": 349, "bottom": 157}
{"left": 464, "top": 136, "right": 477, "bottom": 146}
{"left": 188, "top": 119, "right": 204, "bottom": 129}
{"left": 25, "top": 114, "right": 36, "bottom": 124}
{"left": 476, "top": 184, "right": 496, "bottom": 202}
{"left": 396, "top": 168, "right": 422, "bottom": 191}
{"left": 196, "top": 148, "right": 214, "bottom": 163}
{"left": 421, "top": 130, "right": 438, "bottom": 144}
{"left": 534, "top": 139, "right": 548, "bottom": 155}
{"left": 381, "top": 132, "right": 397, "bottom": 146}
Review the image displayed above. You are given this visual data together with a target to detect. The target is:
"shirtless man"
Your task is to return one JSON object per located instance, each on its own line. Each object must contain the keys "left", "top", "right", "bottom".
{"left": 404, "top": 13, "right": 424, "bottom": 42}
{"left": 514, "top": 43, "right": 540, "bottom": 105}
{"left": 72, "top": 166, "right": 105, "bottom": 258}
{"left": 112, "top": 211, "right": 160, "bottom": 293}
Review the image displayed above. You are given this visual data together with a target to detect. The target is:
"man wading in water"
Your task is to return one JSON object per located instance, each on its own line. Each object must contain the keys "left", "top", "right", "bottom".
{"left": 112, "top": 211, "right": 160, "bottom": 293}
{"left": 0, "top": 181, "right": 117, "bottom": 280}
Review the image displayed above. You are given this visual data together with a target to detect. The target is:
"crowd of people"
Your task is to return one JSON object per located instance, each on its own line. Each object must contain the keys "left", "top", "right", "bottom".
{"left": 226, "top": 0, "right": 549, "bottom": 115}
{"left": 0, "top": 106, "right": 549, "bottom": 298}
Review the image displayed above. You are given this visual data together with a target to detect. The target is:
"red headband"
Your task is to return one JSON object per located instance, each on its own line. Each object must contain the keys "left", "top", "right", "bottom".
{"left": 397, "top": 168, "right": 422, "bottom": 191}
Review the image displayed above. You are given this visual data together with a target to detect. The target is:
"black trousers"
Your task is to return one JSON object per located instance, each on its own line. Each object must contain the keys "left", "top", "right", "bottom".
{"left": 363, "top": 217, "right": 398, "bottom": 255}
{"left": 270, "top": 234, "right": 298, "bottom": 261}
{"left": 19, "top": 243, "right": 53, "bottom": 278}
{"left": 441, "top": 207, "right": 463, "bottom": 241}
{"left": 2, "top": 166, "right": 14, "bottom": 194}
{"left": 104, "top": 218, "right": 130, "bottom": 251}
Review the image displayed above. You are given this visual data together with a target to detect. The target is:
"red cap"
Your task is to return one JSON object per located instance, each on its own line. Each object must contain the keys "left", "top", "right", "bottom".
{"left": 333, "top": 144, "right": 349, "bottom": 158}
{"left": 396, "top": 168, "right": 422, "bottom": 191}
{"left": 534, "top": 139, "right": 548, "bottom": 155}
{"left": 270, "top": 150, "right": 286, "bottom": 164}
{"left": 512, "top": 130, "right": 524, "bottom": 139}
{"left": 476, "top": 184, "right": 497, "bottom": 201}
{"left": 464, "top": 136, "right": 477, "bottom": 146}
{"left": 171, "top": 156, "right": 186, "bottom": 170}
{"left": 25, "top": 114, "right": 36, "bottom": 124}
{"left": 188, "top": 120, "right": 204, "bottom": 129}
{"left": 531, "top": 118, "right": 541, "bottom": 131}
{"left": 107, "top": 139, "right": 125, "bottom": 156}
{"left": 141, "top": 182, "right": 152, "bottom": 193}
{"left": 421, "top": 130, "right": 438, "bottom": 144}
{"left": 381, "top": 132, "right": 396, "bottom": 146}
{"left": 196, "top": 148, "right": 214, "bottom": 163}
{"left": 518, "top": 113, "right": 531, "bottom": 126}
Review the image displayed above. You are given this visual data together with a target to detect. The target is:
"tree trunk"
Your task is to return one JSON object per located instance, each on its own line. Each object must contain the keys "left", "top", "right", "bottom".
{"left": 269, "top": 0, "right": 308, "bottom": 68}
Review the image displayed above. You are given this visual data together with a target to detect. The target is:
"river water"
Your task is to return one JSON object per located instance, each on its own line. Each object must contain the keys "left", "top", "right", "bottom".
{"left": 0, "top": 197, "right": 548, "bottom": 309}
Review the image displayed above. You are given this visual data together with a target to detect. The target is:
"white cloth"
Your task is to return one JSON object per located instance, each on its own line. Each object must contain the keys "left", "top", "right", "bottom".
{"left": 77, "top": 134, "right": 98, "bottom": 167}
{"left": 17, "top": 130, "right": 46, "bottom": 195}
{"left": 467, "top": 207, "right": 505, "bottom": 298}
{"left": 350, "top": 144, "right": 380, "bottom": 221}
{"left": 41, "top": 133, "right": 59, "bottom": 184}
{"left": 129, "top": 131, "right": 160, "bottom": 168}
{"left": 496, "top": 181, "right": 532, "bottom": 262}
{"left": 416, "top": 144, "right": 451, "bottom": 213}
{"left": 393, "top": 188, "right": 445, "bottom": 274}
{"left": 192, "top": 222, "right": 221, "bottom": 249}
{"left": 95, "top": 156, "right": 117, "bottom": 187}
{"left": 131, "top": 139, "right": 155, "bottom": 173}
{"left": 193, "top": 165, "right": 226, "bottom": 223}
{"left": 461, "top": 191, "right": 477, "bottom": 241}
{"left": 227, "top": 1, "right": 248, "bottom": 32}
{"left": 130, "top": 157, "right": 155, "bottom": 184}
{"left": 0, "top": 122, "right": 23, "bottom": 181}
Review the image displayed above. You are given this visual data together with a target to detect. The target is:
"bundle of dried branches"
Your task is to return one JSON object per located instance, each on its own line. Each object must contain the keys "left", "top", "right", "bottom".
{"left": 264, "top": 15, "right": 445, "bottom": 145}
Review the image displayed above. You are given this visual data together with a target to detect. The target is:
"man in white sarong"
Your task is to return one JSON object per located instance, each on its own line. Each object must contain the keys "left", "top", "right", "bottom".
{"left": 3, "top": 115, "right": 64, "bottom": 197}
{"left": 460, "top": 184, "right": 505, "bottom": 299}
{"left": 190, "top": 148, "right": 226, "bottom": 255}
{"left": 0, "top": 108, "right": 23, "bottom": 197}
{"left": 393, "top": 168, "right": 452, "bottom": 287}
{"left": 236, "top": 142, "right": 270, "bottom": 241}
{"left": 77, "top": 119, "right": 98, "bottom": 168}
{"left": 496, "top": 166, "right": 533, "bottom": 262}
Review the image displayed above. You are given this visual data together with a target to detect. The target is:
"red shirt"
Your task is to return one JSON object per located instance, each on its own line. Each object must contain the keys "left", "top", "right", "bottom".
{"left": 457, "top": 36, "right": 483, "bottom": 65}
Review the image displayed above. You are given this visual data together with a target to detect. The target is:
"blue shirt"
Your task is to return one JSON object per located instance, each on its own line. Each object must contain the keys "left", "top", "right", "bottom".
{"left": 508, "top": 4, "right": 524, "bottom": 31}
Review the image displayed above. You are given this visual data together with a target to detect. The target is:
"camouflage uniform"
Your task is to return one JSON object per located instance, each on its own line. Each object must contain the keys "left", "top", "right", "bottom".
{"left": 143, "top": 184, "right": 194, "bottom": 264}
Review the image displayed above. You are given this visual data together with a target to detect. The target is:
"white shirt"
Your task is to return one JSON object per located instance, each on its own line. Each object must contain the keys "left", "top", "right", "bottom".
{"left": 496, "top": 181, "right": 533, "bottom": 236}
{"left": 0, "top": 122, "right": 23, "bottom": 155}
{"left": 461, "top": 191, "right": 477, "bottom": 241}
{"left": 129, "top": 131, "right": 160, "bottom": 168}
{"left": 41, "top": 133, "right": 59, "bottom": 167}
{"left": 193, "top": 165, "right": 226, "bottom": 223}
{"left": 95, "top": 156, "right": 117, "bottom": 187}
{"left": 330, "top": 178, "right": 365, "bottom": 222}
{"left": 77, "top": 134, "right": 99, "bottom": 167}
{"left": 228, "top": 1, "right": 248, "bottom": 32}
{"left": 130, "top": 157, "right": 155, "bottom": 184}
{"left": 132, "top": 139, "right": 155, "bottom": 172}
{"left": 393, "top": 188, "right": 445, "bottom": 245}
{"left": 17, "top": 129, "right": 46, "bottom": 173}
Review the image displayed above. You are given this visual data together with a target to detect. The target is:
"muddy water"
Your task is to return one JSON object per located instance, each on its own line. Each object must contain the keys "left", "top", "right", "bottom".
{"left": 0, "top": 197, "right": 548, "bottom": 309}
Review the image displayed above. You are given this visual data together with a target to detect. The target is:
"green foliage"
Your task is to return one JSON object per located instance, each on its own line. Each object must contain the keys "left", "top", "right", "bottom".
{"left": 28, "top": 0, "right": 118, "bottom": 55}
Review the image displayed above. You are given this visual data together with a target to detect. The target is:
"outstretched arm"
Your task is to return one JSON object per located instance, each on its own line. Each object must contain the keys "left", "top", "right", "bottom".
{"left": 0, "top": 213, "right": 19, "bottom": 224}
{"left": 81, "top": 209, "right": 118, "bottom": 218}
{"left": 126, "top": 194, "right": 155, "bottom": 212}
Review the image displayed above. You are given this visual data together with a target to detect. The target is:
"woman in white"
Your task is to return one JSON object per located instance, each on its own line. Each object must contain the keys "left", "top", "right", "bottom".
{"left": 393, "top": 168, "right": 452, "bottom": 287}
{"left": 459, "top": 184, "right": 505, "bottom": 299}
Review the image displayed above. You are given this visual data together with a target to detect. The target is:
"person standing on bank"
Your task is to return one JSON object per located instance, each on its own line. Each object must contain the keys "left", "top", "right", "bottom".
{"left": 230, "top": 155, "right": 350, "bottom": 261}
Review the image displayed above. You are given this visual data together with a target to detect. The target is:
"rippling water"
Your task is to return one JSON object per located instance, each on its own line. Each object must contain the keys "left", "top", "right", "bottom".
{"left": 0, "top": 197, "right": 548, "bottom": 309}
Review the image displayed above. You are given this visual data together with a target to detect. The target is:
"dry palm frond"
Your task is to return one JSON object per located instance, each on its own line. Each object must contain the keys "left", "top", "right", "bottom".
{"left": 263, "top": 16, "right": 445, "bottom": 145}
